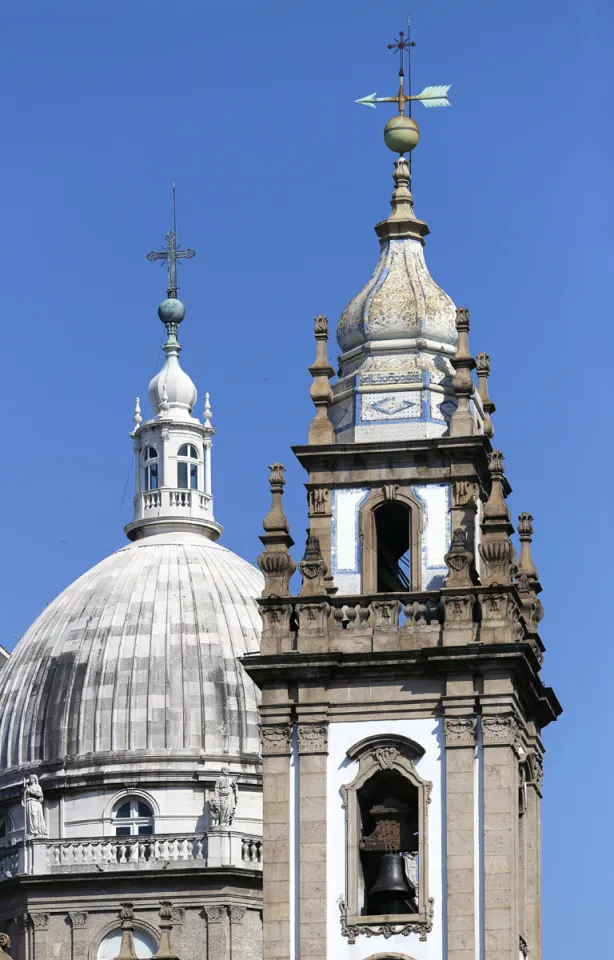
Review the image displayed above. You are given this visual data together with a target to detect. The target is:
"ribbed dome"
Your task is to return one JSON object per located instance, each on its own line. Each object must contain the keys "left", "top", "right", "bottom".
{"left": 0, "top": 533, "right": 263, "bottom": 772}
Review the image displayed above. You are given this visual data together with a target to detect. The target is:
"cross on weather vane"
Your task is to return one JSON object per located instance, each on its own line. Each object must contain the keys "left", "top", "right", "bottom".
{"left": 355, "top": 18, "right": 451, "bottom": 158}
{"left": 146, "top": 184, "right": 195, "bottom": 299}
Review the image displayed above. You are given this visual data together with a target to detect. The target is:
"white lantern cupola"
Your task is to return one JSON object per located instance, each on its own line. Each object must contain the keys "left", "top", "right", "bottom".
{"left": 125, "top": 235, "right": 221, "bottom": 541}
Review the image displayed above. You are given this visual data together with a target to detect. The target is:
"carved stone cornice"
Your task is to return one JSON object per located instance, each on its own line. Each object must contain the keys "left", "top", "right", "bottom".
{"left": 260, "top": 723, "right": 292, "bottom": 757}
{"left": 296, "top": 723, "right": 328, "bottom": 754}
{"left": 444, "top": 717, "right": 476, "bottom": 748}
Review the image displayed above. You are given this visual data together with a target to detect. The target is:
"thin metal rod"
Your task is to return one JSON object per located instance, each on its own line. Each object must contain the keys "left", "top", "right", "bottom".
{"left": 172, "top": 182, "right": 177, "bottom": 236}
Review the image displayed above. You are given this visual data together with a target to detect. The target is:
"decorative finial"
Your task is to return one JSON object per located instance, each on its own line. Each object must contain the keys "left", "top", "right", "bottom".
{"left": 130, "top": 397, "right": 142, "bottom": 437}
{"left": 203, "top": 392, "right": 215, "bottom": 435}
{"left": 159, "top": 383, "right": 170, "bottom": 416}
{"left": 257, "top": 464, "right": 296, "bottom": 597}
{"left": 115, "top": 903, "right": 138, "bottom": 960}
{"left": 356, "top": 22, "right": 451, "bottom": 156}
{"left": 152, "top": 901, "right": 180, "bottom": 959}
{"left": 479, "top": 451, "right": 516, "bottom": 586}
{"left": 146, "top": 188, "right": 195, "bottom": 299}
{"left": 476, "top": 352, "right": 496, "bottom": 438}
{"left": 308, "top": 316, "right": 335, "bottom": 445}
{"left": 517, "top": 512, "right": 539, "bottom": 584}
{"left": 449, "top": 307, "right": 476, "bottom": 437}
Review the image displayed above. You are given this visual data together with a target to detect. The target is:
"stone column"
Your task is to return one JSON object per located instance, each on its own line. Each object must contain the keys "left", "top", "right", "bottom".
{"left": 260, "top": 722, "right": 292, "bottom": 960}
{"left": 204, "top": 906, "right": 229, "bottom": 959}
{"left": 28, "top": 914, "right": 49, "bottom": 960}
{"left": 482, "top": 715, "right": 521, "bottom": 960}
{"left": 307, "top": 487, "right": 334, "bottom": 592}
{"left": 444, "top": 715, "right": 477, "bottom": 960}
{"left": 68, "top": 912, "right": 88, "bottom": 960}
{"left": 296, "top": 721, "right": 328, "bottom": 960}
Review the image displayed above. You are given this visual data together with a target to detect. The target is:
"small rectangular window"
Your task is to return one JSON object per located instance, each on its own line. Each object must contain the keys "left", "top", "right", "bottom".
{"left": 178, "top": 462, "right": 188, "bottom": 489}
{"left": 190, "top": 463, "right": 198, "bottom": 489}
{"left": 138, "top": 824, "right": 152, "bottom": 836}
{"left": 147, "top": 463, "right": 158, "bottom": 490}
{"left": 115, "top": 826, "right": 131, "bottom": 836}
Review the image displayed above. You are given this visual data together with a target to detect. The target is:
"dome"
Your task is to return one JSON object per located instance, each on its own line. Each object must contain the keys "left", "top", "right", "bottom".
{"left": 336, "top": 237, "right": 457, "bottom": 354}
{"left": 0, "top": 532, "right": 263, "bottom": 774}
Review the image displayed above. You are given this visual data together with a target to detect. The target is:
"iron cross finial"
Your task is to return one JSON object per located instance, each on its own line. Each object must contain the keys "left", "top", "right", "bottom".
{"left": 146, "top": 187, "right": 195, "bottom": 299}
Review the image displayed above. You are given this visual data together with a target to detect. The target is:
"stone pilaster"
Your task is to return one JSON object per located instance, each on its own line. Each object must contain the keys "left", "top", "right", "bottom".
{"left": 229, "top": 906, "right": 247, "bottom": 959}
{"left": 296, "top": 721, "right": 328, "bottom": 960}
{"left": 524, "top": 755, "right": 543, "bottom": 959}
{"left": 444, "top": 714, "right": 477, "bottom": 960}
{"left": 68, "top": 912, "right": 88, "bottom": 960}
{"left": 204, "top": 905, "right": 229, "bottom": 959}
{"left": 28, "top": 914, "right": 49, "bottom": 960}
{"left": 260, "top": 722, "right": 292, "bottom": 960}
{"left": 482, "top": 715, "right": 521, "bottom": 960}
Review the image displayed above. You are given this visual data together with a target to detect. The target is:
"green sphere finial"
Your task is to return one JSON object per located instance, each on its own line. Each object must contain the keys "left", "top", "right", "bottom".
{"left": 384, "top": 115, "right": 420, "bottom": 154}
{"left": 158, "top": 298, "right": 186, "bottom": 325}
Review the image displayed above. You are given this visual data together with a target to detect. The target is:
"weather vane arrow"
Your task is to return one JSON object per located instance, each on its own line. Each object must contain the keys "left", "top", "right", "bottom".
{"left": 355, "top": 19, "right": 452, "bottom": 157}
{"left": 356, "top": 85, "right": 451, "bottom": 110}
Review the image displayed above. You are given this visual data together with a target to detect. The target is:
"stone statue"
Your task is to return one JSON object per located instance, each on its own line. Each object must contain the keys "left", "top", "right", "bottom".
{"left": 23, "top": 775, "right": 47, "bottom": 838}
{"left": 0, "top": 933, "right": 13, "bottom": 959}
{"left": 210, "top": 766, "right": 238, "bottom": 828}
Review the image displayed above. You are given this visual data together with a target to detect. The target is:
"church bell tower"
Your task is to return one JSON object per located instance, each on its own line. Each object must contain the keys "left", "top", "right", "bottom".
{"left": 242, "top": 25, "right": 560, "bottom": 960}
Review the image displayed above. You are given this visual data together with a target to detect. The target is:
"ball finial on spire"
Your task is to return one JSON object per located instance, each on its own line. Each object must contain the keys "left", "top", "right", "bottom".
{"left": 158, "top": 298, "right": 186, "bottom": 325}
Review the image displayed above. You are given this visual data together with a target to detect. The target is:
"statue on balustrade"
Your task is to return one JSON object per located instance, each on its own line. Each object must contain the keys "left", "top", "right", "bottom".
{"left": 0, "top": 933, "right": 13, "bottom": 959}
{"left": 23, "top": 775, "right": 47, "bottom": 838}
{"left": 210, "top": 766, "right": 238, "bottom": 828}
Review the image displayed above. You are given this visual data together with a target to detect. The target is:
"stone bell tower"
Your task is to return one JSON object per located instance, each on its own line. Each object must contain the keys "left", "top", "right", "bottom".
{"left": 242, "top": 27, "right": 560, "bottom": 960}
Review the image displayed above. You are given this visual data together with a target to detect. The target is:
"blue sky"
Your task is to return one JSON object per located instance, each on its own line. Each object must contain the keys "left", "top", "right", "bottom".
{"left": 0, "top": 0, "right": 611, "bottom": 954}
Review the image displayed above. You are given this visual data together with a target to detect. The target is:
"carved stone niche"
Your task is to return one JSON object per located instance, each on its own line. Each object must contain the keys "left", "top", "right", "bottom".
{"left": 340, "top": 735, "right": 433, "bottom": 943}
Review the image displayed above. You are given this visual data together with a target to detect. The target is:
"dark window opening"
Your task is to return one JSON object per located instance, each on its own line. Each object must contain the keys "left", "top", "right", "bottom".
{"left": 358, "top": 770, "right": 419, "bottom": 916}
{"left": 374, "top": 502, "right": 411, "bottom": 592}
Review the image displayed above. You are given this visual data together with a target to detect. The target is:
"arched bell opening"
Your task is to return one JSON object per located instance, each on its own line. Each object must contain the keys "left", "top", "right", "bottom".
{"left": 358, "top": 769, "right": 419, "bottom": 917}
{"left": 374, "top": 502, "right": 411, "bottom": 592}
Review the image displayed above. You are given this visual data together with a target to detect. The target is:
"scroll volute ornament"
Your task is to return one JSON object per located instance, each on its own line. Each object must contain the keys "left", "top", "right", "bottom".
{"left": 444, "top": 528, "right": 478, "bottom": 588}
{"left": 298, "top": 531, "right": 328, "bottom": 596}
{"left": 257, "top": 463, "right": 296, "bottom": 597}
{"left": 479, "top": 450, "right": 516, "bottom": 586}
{"left": 0, "top": 935, "right": 12, "bottom": 960}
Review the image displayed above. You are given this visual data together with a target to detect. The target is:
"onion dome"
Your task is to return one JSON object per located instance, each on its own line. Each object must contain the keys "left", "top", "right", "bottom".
{"left": 0, "top": 533, "right": 263, "bottom": 780}
{"left": 147, "top": 299, "right": 198, "bottom": 421}
{"left": 330, "top": 157, "right": 460, "bottom": 442}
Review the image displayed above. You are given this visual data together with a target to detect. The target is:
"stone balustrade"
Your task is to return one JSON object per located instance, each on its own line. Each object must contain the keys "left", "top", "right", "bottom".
{"left": 134, "top": 488, "right": 213, "bottom": 521}
{"left": 0, "top": 832, "right": 264, "bottom": 879}
{"left": 258, "top": 584, "right": 544, "bottom": 664}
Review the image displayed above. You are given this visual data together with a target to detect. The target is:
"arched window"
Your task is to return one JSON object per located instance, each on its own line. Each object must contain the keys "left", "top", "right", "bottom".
{"left": 374, "top": 502, "right": 411, "bottom": 592}
{"left": 98, "top": 928, "right": 157, "bottom": 958}
{"left": 177, "top": 443, "right": 199, "bottom": 490}
{"left": 113, "top": 798, "right": 154, "bottom": 836}
{"left": 143, "top": 447, "right": 159, "bottom": 491}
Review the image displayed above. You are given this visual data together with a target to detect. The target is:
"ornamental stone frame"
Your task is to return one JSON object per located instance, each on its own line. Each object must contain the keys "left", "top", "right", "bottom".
{"left": 339, "top": 734, "right": 433, "bottom": 942}
{"left": 359, "top": 487, "right": 424, "bottom": 593}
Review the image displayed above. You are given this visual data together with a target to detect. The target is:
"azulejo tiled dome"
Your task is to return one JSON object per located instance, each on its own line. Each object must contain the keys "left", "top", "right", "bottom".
{"left": 0, "top": 532, "right": 263, "bottom": 774}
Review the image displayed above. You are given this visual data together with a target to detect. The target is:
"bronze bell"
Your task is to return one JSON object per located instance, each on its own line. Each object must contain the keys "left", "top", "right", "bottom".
{"left": 369, "top": 852, "right": 415, "bottom": 901}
